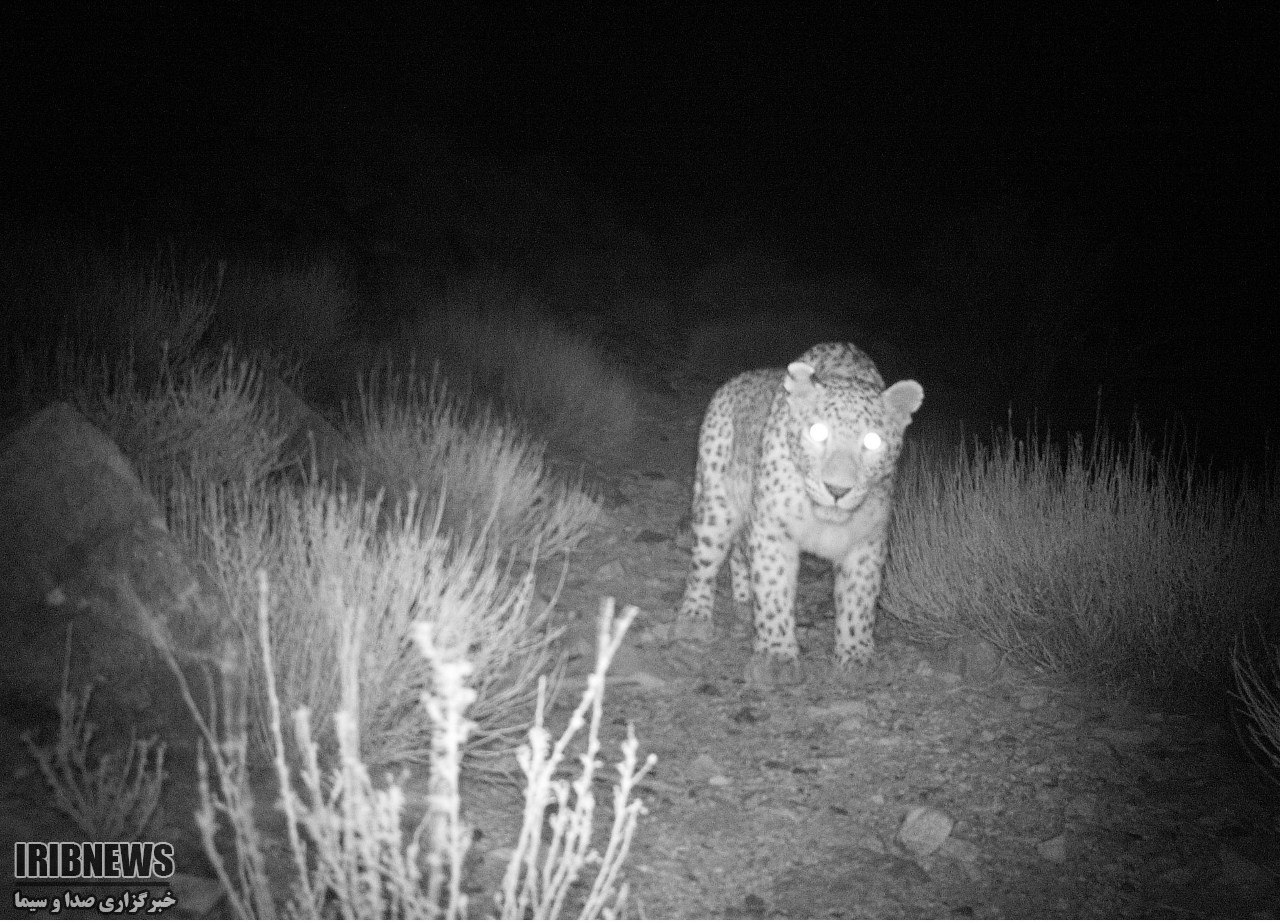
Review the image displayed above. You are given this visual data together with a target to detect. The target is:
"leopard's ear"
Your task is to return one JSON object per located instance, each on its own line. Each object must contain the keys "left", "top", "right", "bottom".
{"left": 785, "top": 361, "right": 816, "bottom": 397}
{"left": 882, "top": 380, "right": 924, "bottom": 420}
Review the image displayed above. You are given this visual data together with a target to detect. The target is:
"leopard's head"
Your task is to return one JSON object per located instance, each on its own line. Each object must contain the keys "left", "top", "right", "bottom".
{"left": 784, "top": 360, "right": 923, "bottom": 522}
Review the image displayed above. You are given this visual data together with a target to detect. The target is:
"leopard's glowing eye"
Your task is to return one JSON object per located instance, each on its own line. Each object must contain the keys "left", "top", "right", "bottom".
{"left": 808, "top": 422, "right": 830, "bottom": 443}
{"left": 862, "top": 431, "right": 883, "bottom": 452}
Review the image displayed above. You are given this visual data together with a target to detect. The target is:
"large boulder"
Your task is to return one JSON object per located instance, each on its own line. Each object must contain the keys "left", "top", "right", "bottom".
{"left": 0, "top": 403, "right": 228, "bottom": 734}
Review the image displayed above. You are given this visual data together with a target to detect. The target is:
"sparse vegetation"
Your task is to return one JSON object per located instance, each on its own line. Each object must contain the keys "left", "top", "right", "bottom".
{"left": 184, "top": 574, "right": 651, "bottom": 919}
{"left": 7, "top": 237, "right": 655, "bottom": 912}
{"left": 71, "top": 346, "right": 290, "bottom": 491}
{"left": 1232, "top": 638, "right": 1280, "bottom": 782}
{"left": 4, "top": 130, "right": 1272, "bottom": 917}
{"left": 22, "top": 656, "right": 167, "bottom": 842}
{"left": 0, "top": 241, "right": 222, "bottom": 377}
{"left": 4, "top": 307, "right": 290, "bottom": 495}
{"left": 883, "top": 419, "right": 1280, "bottom": 688}
{"left": 166, "top": 473, "right": 561, "bottom": 770}
{"left": 354, "top": 359, "right": 601, "bottom": 558}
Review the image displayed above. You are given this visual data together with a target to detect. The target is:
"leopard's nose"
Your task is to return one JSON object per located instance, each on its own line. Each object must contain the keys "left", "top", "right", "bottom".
{"left": 825, "top": 483, "right": 851, "bottom": 501}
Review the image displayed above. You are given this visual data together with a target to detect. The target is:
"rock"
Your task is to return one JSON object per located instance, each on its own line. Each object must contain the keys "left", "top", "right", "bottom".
{"left": 897, "top": 806, "right": 954, "bottom": 857}
{"left": 690, "top": 754, "right": 724, "bottom": 782}
{"left": 635, "top": 621, "right": 675, "bottom": 645}
{"left": 594, "top": 559, "right": 628, "bottom": 583}
{"left": 939, "top": 837, "right": 984, "bottom": 882}
{"left": 0, "top": 403, "right": 230, "bottom": 732}
{"left": 1037, "top": 834, "right": 1068, "bottom": 864}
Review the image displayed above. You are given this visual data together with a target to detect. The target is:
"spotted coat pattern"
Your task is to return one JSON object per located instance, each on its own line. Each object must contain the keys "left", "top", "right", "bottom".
{"left": 676, "top": 343, "right": 924, "bottom": 682}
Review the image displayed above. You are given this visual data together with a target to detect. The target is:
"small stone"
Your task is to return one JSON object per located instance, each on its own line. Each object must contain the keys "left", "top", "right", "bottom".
{"left": 941, "top": 837, "right": 981, "bottom": 864}
{"left": 636, "top": 622, "right": 674, "bottom": 645}
{"left": 690, "top": 754, "right": 723, "bottom": 781}
{"left": 1037, "top": 834, "right": 1068, "bottom": 864}
{"left": 707, "top": 774, "right": 731, "bottom": 787}
{"left": 897, "top": 806, "right": 954, "bottom": 857}
{"left": 940, "top": 837, "right": 984, "bottom": 882}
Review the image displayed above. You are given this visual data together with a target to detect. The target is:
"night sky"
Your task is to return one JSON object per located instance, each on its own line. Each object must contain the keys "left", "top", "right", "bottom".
{"left": 4, "top": 4, "right": 1276, "bottom": 464}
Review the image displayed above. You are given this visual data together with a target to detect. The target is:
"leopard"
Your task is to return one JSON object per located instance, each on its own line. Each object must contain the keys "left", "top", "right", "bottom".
{"left": 675, "top": 342, "right": 923, "bottom": 686}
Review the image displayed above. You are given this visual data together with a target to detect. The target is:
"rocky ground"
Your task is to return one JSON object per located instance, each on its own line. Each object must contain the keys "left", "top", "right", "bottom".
{"left": 512, "top": 366, "right": 1280, "bottom": 919}
{"left": 3, "top": 332, "right": 1278, "bottom": 920}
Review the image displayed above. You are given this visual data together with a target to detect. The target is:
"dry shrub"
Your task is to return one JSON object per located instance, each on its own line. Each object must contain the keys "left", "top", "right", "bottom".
{"left": 22, "top": 657, "right": 167, "bottom": 842}
{"left": 6, "top": 341, "right": 288, "bottom": 493}
{"left": 354, "top": 360, "right": 601, "bottom": 559}
{"left": 168, "top": 475, "right": 559, "bottom": 770}
{"left": 883, "top": 420, "right": 1280, "bottom": 688}
{"left": 1232, "top": 638, "right": 1280, "bottom": 784}
{"left": 183, "top": 577, "right": 651, "bottom": 919}
{"left": 2, "top": 242, "right": 221, "bottom": 373}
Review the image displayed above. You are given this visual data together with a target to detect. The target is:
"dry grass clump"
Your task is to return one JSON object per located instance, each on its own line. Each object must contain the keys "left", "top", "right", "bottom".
{"left": 2, "top": 242, "right": 222, "bottom": 376}
{"left": 354, "top": 360, "right": 601, "bottom": 559}
{"left": 167, "top": 473, "right": 559, "bottom": 770}
{"left": 1232, "top": 638, "right": 1280, "bottom": 784}
{"left": 184, "top": 577, "right": 651, "bottom": 919}
{"left": 22, "top": 651, "right": 167, "bottom": 842}
{"left": 6, "top": 234, "right": 654, "bottom": 917}
{"left": 5, "top": 337, "right": 289, "bottom": 494}
{"left": 80, "top": 346, "right": 289, "bottom": 490}
{"left": 883, "top": 420, "right": 1280, "bottom": 688}
{"left": 494, "top": 601, "right": 655, "bottom": 919}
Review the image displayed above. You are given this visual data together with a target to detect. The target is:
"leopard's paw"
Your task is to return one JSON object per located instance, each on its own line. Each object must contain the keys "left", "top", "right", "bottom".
{"left": 744, "top": 652, "right": 805, "bottom": 688}
{"left": 673, "top": 612, "right": 716, "bottom": 643}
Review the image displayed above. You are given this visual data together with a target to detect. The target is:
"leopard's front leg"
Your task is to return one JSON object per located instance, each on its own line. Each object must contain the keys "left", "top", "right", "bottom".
{"left": 743, "top": 517, "right": 804, "bottom": 686}
{"left": 834, "top": 538, "right": 887, "bottom": 667}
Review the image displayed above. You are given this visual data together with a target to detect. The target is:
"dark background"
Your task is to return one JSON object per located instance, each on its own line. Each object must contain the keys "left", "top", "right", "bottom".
{"left": 3, "top": 4, "right": 1276, "bottom": 466}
